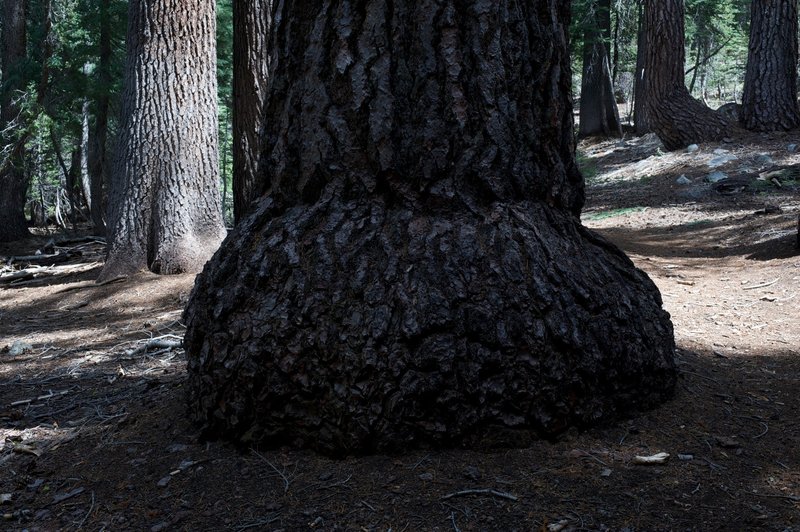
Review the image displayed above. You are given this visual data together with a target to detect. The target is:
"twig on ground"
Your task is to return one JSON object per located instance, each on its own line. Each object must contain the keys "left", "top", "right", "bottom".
{"left": 320, "top": 475, "right": 352, "bottom": 490}
{"left": 441, "top": 489, "right": 519, "bottom": 502}
{"left": 74, "top": 490, "right": 94, "bottom": 530}
{"left": 753, "top": 422, "right": 769, "bottom": 439}
{"left": 251, "top": 450, "right": 292, "bottom": 493}
{"left": 680, "top": 369, "right": 721, "bottom": 385}
{"left": 742, "top": 278, "right": 780, "bottom": 290}
{"left": 233, "top": 514, "right": 281, "bottom": 531}
{"left": 450, "top": 512, "right": 461, "bottom": 532}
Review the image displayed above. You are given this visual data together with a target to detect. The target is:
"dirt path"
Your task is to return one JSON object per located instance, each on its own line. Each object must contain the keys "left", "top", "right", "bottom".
{"left": 0, "top": 134, "right": 798, "bottom": 531}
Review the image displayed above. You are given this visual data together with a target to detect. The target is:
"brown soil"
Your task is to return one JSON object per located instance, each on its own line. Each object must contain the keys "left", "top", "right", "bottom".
{"left": 1, "top": 133, "right": 798, "bottom": 531}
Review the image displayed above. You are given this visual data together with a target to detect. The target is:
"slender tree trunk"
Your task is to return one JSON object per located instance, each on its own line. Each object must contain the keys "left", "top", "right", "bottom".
{"left": 633, "top": 0, "right": 650, "bottom": 134}
{"left": 184, "top": 0, "right": 676, "bottom": 456}
{"left": 88, "top": 0, "right": 112, "bottom": 235}
{"left": 101, "top": 0, "right": 226, "bottom": 280}
{"left": 579, "top": 0, "right": 622, "bottom": 138}
{"left": 80, "top": 99, "right": 92, "bottom": 211}
{"left": 232, "top": 0, "right": 272, "bottom": 224}
{"left": 643, "top": 0, "right": 732, "bottom": 150}
{"left": 0, "top": 0, "right": 30, "bottom": 241}
{"left": 741, "top": 0, "right": 800, "bottom": 131}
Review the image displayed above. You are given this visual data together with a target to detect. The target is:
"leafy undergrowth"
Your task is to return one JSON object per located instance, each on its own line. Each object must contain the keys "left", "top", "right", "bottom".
{"left": 1, "top": 133, "right": 799, "bottom": 531}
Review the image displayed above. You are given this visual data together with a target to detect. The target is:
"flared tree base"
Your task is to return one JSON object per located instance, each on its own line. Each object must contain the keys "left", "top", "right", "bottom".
{"left": 184, "top": 194, "right": 676, "bottom": 456}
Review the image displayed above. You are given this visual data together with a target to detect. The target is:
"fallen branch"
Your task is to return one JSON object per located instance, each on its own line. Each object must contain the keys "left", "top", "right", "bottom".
{"left": 10, "top": 389, "right": 70, "bottom": 407}
{"left": 5, "top": 251, "right": 81, "bottom": 267}
{"left": 55, "top": 236, "right": 106, "bottom": 246}
{"left": 750, "top": 491, "right": 800, "bottom": 503}
{"left": 441, "top": 489, "right": 519, "bottom": 502}
{"left": 125, "top": 336, "right": 182, "bottom": 356}
{"left": 57, "top": 275, "right": 128, "bottom": 294}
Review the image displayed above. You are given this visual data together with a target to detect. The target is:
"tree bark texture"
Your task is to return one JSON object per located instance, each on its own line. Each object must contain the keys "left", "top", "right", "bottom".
{"left": 741, "top": 0, "right": 800, "bottom": 132}
{"left": 101, "top": 0, "right": 226, "bottom": 279}
{"left": 184, "top": 0, "right": 677, "bottom": 456}
{"left": 0, "top": 0, "right": 30, "bottom": 242}
{"left": 232, "top": 0, "right": 272, "bottom": 224}
{"left": 643, "top": 0, "right": 732, "bottom": 150}
{"left": 579, "top": 0, "right": 622, "bottom": 138}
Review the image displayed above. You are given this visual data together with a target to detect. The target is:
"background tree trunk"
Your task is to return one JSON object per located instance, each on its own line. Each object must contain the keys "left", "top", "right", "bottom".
{"left": 0, "top": 0, "right": 31, "bottom": 242}
{"left": 87, "top": 0, "right": 112, "bottom": 235}
{"left": 184, "top": 0, "right": 676, "bottom": 456}
{"left": 643, "top": 0, "right": 732, "bottom": 150}
{"left": 741, "top": 0, "right": 800, "bottom": 132}
{"left": 579, "top": 0, "right": 622, "bottom": 138}
{"left": 232, "top": 0, "right": 272, "bottom": 224}
{"left": 633, "top": 0, "right": 650, "bottom": 135}
{"left": 101, "top": 0, "right": 226, "bottom": 279}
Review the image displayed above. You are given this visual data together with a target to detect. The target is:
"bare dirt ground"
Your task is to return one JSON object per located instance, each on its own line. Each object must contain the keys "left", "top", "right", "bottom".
{"left": 1, "top": 133, "right": 799, "bottom": 531}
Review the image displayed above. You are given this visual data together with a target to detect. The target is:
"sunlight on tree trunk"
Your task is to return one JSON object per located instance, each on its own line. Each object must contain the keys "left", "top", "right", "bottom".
{"left": 100, "top": 0, "right": 226, "bottom": 280}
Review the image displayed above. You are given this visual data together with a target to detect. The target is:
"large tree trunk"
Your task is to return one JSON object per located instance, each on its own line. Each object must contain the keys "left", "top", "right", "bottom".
{"left": 184, "top": 0, "right": 677, "bottom": 456}
{"left": 87, "top": 0, "right": 112, "bottom": 235}
{"left": 0, "top": 0, "right": 30, "bottom": 242}
{"left": 741, "top": 0, "right": 800, "bottom": 132}
{"left": 643, "top": 0, "right": 732, "bottom": 150}
{"left": 232, "top": 0, "right": 272, "bottom": 224}
{"left": 100, "top": 0, "right": 226, "bottom": 280}
{"left": 579, "top": 0, "right": 622, "bottom": 138}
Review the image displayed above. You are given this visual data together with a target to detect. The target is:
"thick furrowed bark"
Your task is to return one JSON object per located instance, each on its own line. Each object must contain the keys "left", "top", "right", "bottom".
{"left": 741, "top": 0, "right": 800, "bottom": 132}
{"left": 232, "top": 0, "right": 272, "bottom": 223}
{"left": 184, "top": 0, "right": 677, "bottom": 456}
{"left": 643, "top": 0, "right": 736, "bottom": 150}
{"left": 101, "top": 0, "right": 226, "bottom": 280}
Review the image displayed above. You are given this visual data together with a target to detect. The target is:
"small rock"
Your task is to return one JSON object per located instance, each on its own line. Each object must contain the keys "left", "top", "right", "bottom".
{"left": 676, "top": 175, "right": 692, "bottom": 185}
{"left": 686, "top": 144, "right": 699, "bottom": 153}
{"left": 8, "top": 341, "right": 32, "bottom": 357}
{"left": 0, "top": 494, "right": 10, "bottom": 504}
{"left": 167, "top": 443, "right": 187, "bottom": 453}
{"left": 712, "top": 148, "right": 730, "bottom": 155}
{"left": 708, "top": 154, "right": 737, "bottom": 168}
{"left": 157, "top": 476, "right": 171, "bottom": 487}
{"left": 463, "top": 466, "right": 481, "bottom": 481}
{"left": 177, "top": 459, "right": 196, "bottom": 470}
{"left": 715, "top": 435, "right": 740, "bottom": 449}
{"left": 755, "top": 154, "right": 774, "bottom": 166}
{"left": 706, "top": 171, "right": 728, "bottom": 183}
{"left": 677, "top": 454, "right": 694, "bottom": 461}
{"left": 418, "top": 472, "right": 434, "bottom": 481}
{"left": 600, "top": 468, "right": 612, "bottom": 477}
{"left": 151, "top": 522, "right": 169, "bottom": 532}
{"left": 317, "top": 472, "right": 333, "bottom": 481}
{"left": 787, "top": 143, "right": 798, "bottom": 152}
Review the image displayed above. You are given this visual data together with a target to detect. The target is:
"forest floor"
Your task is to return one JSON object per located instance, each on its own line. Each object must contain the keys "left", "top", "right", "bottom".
{"left": 1, "top": 132, "right": 799, "bottom": 531}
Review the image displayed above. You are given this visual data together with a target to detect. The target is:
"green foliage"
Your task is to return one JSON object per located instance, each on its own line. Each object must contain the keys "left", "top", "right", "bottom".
{"left": 217, "top": 0, "right": 234, "bottom": 223}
